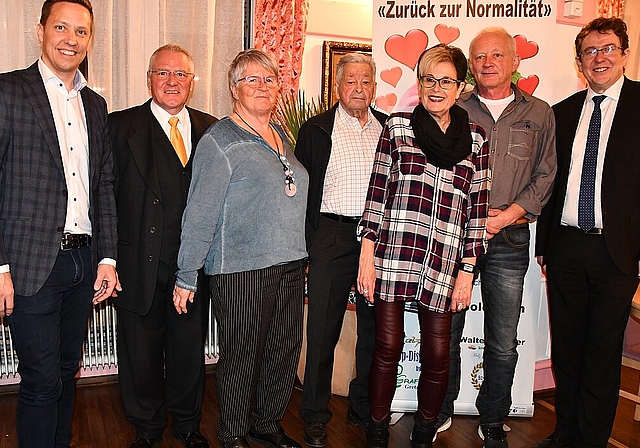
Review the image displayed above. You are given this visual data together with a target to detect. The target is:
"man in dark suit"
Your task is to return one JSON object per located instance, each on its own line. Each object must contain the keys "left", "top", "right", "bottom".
{"left": 535, "top": 17, "right": 640, "bottom": 448}
{"left": 109, "top": 44, "right": 216, "bottom": 448}
{"left": 296, "top": 52, "right": 386, "bottom": 447}
{"left": 0, "top": 0, "right": 119, "bottom": 446}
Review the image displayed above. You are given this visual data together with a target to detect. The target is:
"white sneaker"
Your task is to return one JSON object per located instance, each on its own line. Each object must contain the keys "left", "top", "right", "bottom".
{"left": 432, "top": 416, "right": 452, "bottom": 442}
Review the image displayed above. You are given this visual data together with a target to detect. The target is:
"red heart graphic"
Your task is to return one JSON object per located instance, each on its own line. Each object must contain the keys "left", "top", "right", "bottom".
{"left": 380, "top": 67, "right": 402, "bottom": 87}
{"left": 514, "top": 35, "right": 539, "bottom": 60}
{"left": 385, "top": 29, "right": 428, "bottom": 69}
{"left": 434, "top": 24, "right": 460, "bottom": 45}
{"left": 517, "top": 75, "right": 539, "bottom": 95}
{"left": 376, "top": 93, "right": 397, "bottom": 113}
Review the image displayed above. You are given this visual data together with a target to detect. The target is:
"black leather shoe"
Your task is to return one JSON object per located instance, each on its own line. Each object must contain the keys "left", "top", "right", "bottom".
{"left": 347, "top": 406, "right": 369, "bottom": 433}
{"left": 222, "top": 436, "right": 251, "bottom": 448}
{"left": 130, "top": 436, "right": 162, "bottom": 448}
{"left": 532, "top": 433, "right": 575, "bottom": 448}
{"left": 248, "top": 427, "right": 302, "bottom": 448}
{"left": 177, "top": 430, "right": 209, "bottom": 447}
{"left": 303, "top": 422, "right": 327, "bottom": 447}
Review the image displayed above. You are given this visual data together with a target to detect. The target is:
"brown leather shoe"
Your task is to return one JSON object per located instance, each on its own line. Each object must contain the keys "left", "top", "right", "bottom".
{"left": 177, "top": 430, "right": 209, "bottom": 447}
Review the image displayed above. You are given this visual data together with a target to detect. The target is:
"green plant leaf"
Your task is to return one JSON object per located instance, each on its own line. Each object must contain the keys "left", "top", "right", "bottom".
{"left": 274, "top": 90, "right": 327, "bottom": 150}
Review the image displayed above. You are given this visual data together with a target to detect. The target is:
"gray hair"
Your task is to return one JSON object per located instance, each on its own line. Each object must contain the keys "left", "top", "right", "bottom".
{"left": 469, "top": 27, "right": 517, "bottom": 58}
{"left": 228, "top": 49, "right": 279, "bottom": 89}
{"left": 335, "top": 52, "right": 376, "bottom": 85}
{"left": 148, "top": 44, "right": 194, "bottom": 72}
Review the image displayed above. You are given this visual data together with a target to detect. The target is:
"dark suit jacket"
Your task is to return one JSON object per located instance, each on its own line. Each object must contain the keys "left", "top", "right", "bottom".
{"left": 295, "top": 104, "right": 387, "bottom": 247}
{"left": 0, "top": 62, "right": 117, "bottom": 297}
{"left": 536, "top": 77, "right": 640, "bottom": 274}
{"left": 108, "top": 100, "right": 216, "bottom": 315}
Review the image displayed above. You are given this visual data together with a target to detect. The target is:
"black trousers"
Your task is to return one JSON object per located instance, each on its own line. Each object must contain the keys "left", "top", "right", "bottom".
{"left": 211, "top": 260, "right": 306, "bottom": 444}
{"left": 546, "top": 226, "right": 637, "bottom": 448}
{"left": 117, "top": 261, "right": 208, "bottom": 438}
{"left": 301, "top": 215, "right": 376, "bottom": 424}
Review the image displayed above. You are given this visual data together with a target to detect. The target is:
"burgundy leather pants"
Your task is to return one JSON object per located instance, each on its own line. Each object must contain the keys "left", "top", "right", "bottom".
{"left": 368, "top": 299, "right": 452, "bottom": 423}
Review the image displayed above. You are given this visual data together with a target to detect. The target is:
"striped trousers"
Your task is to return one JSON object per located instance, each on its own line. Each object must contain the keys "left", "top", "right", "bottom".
{"left": 210, "top": 259, "right": 306, "bottom": 443}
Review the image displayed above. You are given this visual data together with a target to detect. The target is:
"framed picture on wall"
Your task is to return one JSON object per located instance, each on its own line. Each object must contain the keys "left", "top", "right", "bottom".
{"left": 322, "top": 41, "right": 372, "bottom": 108}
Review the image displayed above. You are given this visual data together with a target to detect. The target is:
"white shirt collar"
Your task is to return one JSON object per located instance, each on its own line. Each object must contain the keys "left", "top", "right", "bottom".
{"left": 586, "top": 74, "right": 624, "bottom": 103}
{"left": 38, "top": 58, "right": 87, "bottom": 93}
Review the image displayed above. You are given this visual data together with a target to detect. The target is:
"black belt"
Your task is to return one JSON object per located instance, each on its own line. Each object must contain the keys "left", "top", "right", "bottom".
{"left": 60, "top": 233, "right": 91, "bottom": 251}
{"left": 320, "top": 213, "right": 360, "bottom": 224}
{"left": 561, "top": 225, "right": 603, "bottom": 235}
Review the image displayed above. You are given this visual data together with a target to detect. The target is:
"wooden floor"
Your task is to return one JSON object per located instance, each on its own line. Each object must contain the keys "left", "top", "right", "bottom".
{"left": 1, "top": 366, "right": 639, "bottom": 448}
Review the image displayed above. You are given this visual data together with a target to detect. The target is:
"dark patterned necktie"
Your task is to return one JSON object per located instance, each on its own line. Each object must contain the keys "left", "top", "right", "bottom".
{"left": 577, "top": 95, "right": 606, "bottom": 232}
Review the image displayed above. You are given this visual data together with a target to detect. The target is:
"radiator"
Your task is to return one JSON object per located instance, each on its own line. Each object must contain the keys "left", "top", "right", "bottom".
{"left": 0, "top": 301, "right": 219, "bottom": 385}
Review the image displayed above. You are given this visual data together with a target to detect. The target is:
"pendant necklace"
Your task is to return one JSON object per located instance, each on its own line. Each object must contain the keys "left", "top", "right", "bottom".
{"left": 235, "top": 111, "right": 296, "bottom": 197}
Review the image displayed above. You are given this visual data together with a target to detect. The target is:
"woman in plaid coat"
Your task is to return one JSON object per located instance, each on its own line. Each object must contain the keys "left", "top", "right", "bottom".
{"left": 357, "top": 45, "right": 490, "bottom": 448}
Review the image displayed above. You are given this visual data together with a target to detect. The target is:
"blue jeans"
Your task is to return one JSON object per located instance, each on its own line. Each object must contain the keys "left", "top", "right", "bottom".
{"left": 439, "top": 224, "right": 529, "bottom": 426}
{"left": 8, "top": 246, "right": 94, "bottom": 448}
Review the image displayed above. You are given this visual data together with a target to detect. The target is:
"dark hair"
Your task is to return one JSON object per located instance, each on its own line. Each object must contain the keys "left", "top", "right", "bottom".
{"left": 575, "top": 17, "right": 628, "bottom": 59}
{"left": 416, "top": 44, "right": 467, "bottom": 82}
{"left": 40, "top": 0, "right": 94, "bottom": 31}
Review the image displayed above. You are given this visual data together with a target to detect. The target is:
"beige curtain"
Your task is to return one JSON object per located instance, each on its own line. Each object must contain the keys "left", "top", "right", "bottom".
{"left": 254, "top": 0, "right": 309, "bottom": 95}
{"left": 0, "top": 0, "right": 243, "bottom": 118}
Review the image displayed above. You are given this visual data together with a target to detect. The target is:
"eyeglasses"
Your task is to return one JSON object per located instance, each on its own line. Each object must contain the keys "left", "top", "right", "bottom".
{"left": 580, "top": 45, "right": 624, "bottom": 59}
{"left": 148, "top": 70, "right": 194, "bottom": 81}
{"left": 419, "top": 75, "right": 461, "bottom": 90}
{"left": 237, "top": 75, "right": 279, "bottom": 89}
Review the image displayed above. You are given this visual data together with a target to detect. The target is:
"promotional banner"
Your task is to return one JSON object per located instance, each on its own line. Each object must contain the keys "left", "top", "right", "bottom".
{"left": 372, "top": 0, "right": 558, "bottom": 114}
{"left": 372, "top": 1, "right": 561, "bottom": 418}
{"left": 391, "top": 229, "right": 543, "bottom": 417}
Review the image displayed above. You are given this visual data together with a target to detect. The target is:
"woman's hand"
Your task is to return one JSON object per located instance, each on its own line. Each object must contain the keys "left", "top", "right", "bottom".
{"left": 451, "top": 259, "right": 475, "bottom": 312}
{"left": 357, "top": 239, "right": 376, "bottom": 304}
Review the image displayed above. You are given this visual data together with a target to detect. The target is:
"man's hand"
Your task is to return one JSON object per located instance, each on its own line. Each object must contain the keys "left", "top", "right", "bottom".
{"left": 536, "top": 255, "right": 546, "bottom": 276}
{"left": 93, "top": 264, "right": 122, "bottom": 304}
{"left": 486, "top": 204, "right": 527, "bottom": 238}
{"left": 0, "top": 272, "right": 14, "bottom": 318}
{"left": 173, "top": 285, "right": 194, "bottom": 314}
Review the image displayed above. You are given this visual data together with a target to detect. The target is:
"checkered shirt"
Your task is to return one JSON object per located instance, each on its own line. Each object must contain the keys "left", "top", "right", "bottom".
{"left": 358, "top": 112, "right": 490, "bottom": 312}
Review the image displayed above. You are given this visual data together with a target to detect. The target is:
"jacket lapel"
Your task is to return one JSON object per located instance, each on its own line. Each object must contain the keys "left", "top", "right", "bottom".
{"left": 21, "top": 62, "right": 65, "bottom": 177}
{"left": 126, "top": 101, "right": 164, "bottom": 198}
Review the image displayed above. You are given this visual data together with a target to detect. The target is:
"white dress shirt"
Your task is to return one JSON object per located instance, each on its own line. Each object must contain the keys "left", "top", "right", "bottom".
{"left": 561, "top": 75, "right": 624, "bottom": 229}
{"left": 320, "top": 104, "right": 383, "bottom": 217}
{"left": 150, "top": 101, "right": 193, "bottom": 160}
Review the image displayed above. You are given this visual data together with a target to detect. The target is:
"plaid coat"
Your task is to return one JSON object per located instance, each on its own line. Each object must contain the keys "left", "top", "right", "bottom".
{"left": 359, "top": 112, "right": 490, "bottom": 312}
{"left": 0, "top": 63, "right": 117, "bottom": 297}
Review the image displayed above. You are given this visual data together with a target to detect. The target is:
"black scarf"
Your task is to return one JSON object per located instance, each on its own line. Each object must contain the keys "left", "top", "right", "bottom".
{"left": 411, "top": 103, "right": 472, "bottom": 169}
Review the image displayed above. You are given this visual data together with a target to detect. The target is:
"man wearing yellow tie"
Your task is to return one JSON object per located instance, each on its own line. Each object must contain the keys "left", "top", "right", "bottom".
{"left": 108, "top": 44, "right": 217, "bottom": 448}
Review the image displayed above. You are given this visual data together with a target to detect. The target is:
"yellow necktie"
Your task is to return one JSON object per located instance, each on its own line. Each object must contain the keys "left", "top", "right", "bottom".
{"left": 168, "top": 116, "right": 188, "bottom": 166}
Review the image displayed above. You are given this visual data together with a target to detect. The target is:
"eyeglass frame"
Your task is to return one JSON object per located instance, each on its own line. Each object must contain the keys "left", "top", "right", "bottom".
{"left": 236, "top": 75, "right": 280, "bottom": 89}
{"left": 579, "top": 45, "right": 624, "bottom": 60}
{"left": 418, "top": 75, "right": 462, "bottom": 90}
{"left": 148, "top": 70, "right": 194, "bottom": 81}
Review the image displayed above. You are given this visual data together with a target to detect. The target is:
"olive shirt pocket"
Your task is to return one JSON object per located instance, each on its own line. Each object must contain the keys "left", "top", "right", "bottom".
{"left": 507, "top": 120, "right": 539, "bottom": 161}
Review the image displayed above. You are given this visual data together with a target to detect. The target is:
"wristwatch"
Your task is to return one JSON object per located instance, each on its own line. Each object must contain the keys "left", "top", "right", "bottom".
{"left": 460, "top": 262, "right": 475, "bottom": 274}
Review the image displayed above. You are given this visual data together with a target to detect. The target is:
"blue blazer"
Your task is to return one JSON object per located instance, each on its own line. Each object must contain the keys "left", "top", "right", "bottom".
{"left": 0, "top": 62, "right": 117, "bottom": 296}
